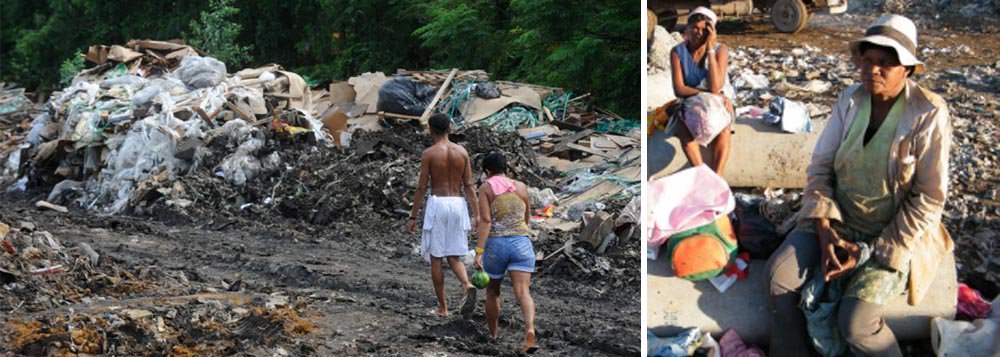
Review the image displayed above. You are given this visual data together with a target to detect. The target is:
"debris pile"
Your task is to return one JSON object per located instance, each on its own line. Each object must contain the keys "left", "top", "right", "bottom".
{"left": 2, "top": 292, "right": 317, "bottom": 356}
{"left": 0, "top": 39, "right": 640, "bottom": 294}
{"left": 0, "top": 220, "right": 190, "bottom": 313}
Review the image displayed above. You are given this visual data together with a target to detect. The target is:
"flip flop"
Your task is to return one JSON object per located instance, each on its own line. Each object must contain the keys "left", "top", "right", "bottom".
{"left": 460, "top": 287, "right": 477, "bottom": 316}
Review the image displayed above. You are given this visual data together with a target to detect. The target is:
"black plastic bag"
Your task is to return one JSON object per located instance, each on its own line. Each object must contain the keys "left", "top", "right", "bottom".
{"left": 734, "top": 199, "right": 784, "bottom": 259}
{"left": 376, "top": 77, "right": 437, "bottom": 116}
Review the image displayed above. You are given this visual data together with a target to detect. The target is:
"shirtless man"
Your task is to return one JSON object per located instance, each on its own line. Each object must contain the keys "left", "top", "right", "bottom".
{"left": 407, "top": 113, "right": 480, "bottom": 318}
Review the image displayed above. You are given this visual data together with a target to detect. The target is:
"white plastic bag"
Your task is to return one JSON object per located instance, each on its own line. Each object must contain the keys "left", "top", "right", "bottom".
{"left": 174, "top": 56, "right": 227, "bottom": 88}
{"left": 682, "top": 92, "right": 732, "bottom": 146}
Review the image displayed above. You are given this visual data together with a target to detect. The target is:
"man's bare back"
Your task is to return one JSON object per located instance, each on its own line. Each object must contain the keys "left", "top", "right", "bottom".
{"left": 423, "top": 141, "right": 469, "bottom": 197}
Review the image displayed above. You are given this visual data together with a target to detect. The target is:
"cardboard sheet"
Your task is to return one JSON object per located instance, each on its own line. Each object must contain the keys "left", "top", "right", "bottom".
{"left": 461, "top": 86, "right": 541, "bottom": 123}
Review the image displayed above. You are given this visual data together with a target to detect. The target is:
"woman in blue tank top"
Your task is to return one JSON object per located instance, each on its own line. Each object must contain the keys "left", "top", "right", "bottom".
{"left": 669, "top": 7, "right": 734, "bottom": 175}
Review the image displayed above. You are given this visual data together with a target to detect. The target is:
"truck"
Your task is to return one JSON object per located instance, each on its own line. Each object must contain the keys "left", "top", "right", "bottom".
{"left": 649, "top": 0, "right": 849, "bottom": 34}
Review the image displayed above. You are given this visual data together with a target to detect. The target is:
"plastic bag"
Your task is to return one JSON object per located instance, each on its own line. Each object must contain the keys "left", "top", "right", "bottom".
{"left": 101, "top": 75, "right": 149, "bottom": 89}
{"left": 800, "top": 271, "right": 849, "bottom": 357}
{"left": 957, "top": 283, "right": 994, "bottom": 321}
{"left": 99, "top": 116, "right": 180, "bottom": 212}
{"left": 733, "top": 196, "right": 782, "bottom": 259}
{"left": 931, "top": 296, "right": 1000, "bottom": 357}
{"left": 682, "top": 92, "right": 731, "bottom": 146}
{"left": 174, "top": 56, "right": 227, "bottom": 89}
{"left": 763, "top": 96, "right": 813, "bottom": 134}
{"left": 528, "top": 187, "right": 558, "bottom": 207}
{"left": 474, "top": 82, "right": 501, "bottom": 99}
{"left": 132, "top": 77, "right": 187, "bottom": 110}
{"left": 376, "top": 77, "right": 437, "bottom": 116}
{"left": 647, "top": 328, "right": 703, "bottom": 357}
{"left": 26, "top": 113, "right": 51, "bottom": 145}
{"left": 215, "top": 120, "right": 268, "bottom": 186}
{"left": 734, "top": 68, "right": 770, "bottom": 90}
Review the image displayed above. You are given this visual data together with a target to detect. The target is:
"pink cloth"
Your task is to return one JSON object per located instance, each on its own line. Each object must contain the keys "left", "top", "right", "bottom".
{"left": 486, "top": 175, "right": 517, "bottom": 195}
{"left": 719, "top": 329, "right": 765, "bottom": 357}
{"left": 957, "top": 283, "right": 993, "bottom": 321}
{"left": 646, "top": 164, "right": 734, "bottom": 250}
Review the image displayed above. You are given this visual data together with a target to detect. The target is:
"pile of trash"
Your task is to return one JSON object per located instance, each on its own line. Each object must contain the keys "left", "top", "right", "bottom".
{"left": 0, "top": 39, "right": 640, "bottom": 288}
{"left": 648, "top": 28, "right": 838, "bottom": 133}
{"left": 648, "top": 328, "right": 764, "bottom": 357}
{"left": 923, "top": 63, "right": 1000, "bottom": 297}
{"left": 535, "top": 195, "right": 640, "bottom": 290}
{"left": 0, "top": 220, "right": 191, "bottom": 314}
{"left": 2, "top": 292, "right": 317, "bottom": 356}
{"left": 850, "top": 0, "right": 1000, "bottom": 19}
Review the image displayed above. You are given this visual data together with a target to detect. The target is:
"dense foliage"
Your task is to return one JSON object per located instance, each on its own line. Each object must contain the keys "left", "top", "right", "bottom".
{"left": 0, "top": 0, "right": 638, "bottom": 116}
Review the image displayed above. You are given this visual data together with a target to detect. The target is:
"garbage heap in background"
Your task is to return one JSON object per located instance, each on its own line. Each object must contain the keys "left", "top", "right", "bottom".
{"left": 0, "top": 39, "right": 641, "bottom": 289}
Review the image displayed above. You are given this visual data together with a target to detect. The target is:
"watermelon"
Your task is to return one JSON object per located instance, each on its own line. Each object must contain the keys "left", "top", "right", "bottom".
{"left": 471, "top": 270, "right": 490, "bottom": 289}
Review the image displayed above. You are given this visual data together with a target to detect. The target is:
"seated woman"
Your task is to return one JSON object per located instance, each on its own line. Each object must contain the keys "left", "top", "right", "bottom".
{"left": 473, "top": 152, "right": 538, "bottom": 354}
{"left": 766, "top": 15, "right": 952, "bottom": 357}
{"left": 670, "top": 7, "right": 736, "bottom": 175}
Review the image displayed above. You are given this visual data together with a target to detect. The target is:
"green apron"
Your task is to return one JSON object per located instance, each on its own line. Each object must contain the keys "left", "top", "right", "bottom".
{"left": 832, "top": 94, "right": 909, "bottom": 305}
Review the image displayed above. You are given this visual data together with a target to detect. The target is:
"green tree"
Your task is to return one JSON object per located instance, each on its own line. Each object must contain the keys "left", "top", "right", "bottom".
{"left": 58, "top": 54, "right": 85, "bottom": 84}
{"left": 1, "top": 0, "right": 639, "bottom": 116}
{"left": 412, "top": 0, "right": 512, "bottom": 72}
{"left": 186, "top": 0, "right": 253, "bottom": 68}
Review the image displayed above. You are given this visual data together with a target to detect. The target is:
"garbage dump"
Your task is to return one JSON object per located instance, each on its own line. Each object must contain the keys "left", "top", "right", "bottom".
{"left": 646, "top": 8, "right": 1000, "bottom": 355}
{"left": 1, "top": 39, "right": 640, "bottom": 354}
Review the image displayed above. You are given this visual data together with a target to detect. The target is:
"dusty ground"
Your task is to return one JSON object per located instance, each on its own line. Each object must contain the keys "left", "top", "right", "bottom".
{"left": 650, "top": 8, "right": 998, "bottom": 356}
{"left": 1, "top": 126, "right": 639, "bottom": 356}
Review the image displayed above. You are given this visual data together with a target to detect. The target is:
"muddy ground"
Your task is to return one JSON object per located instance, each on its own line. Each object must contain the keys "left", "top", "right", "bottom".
{"left": 1, "top": 125, "right": 639, "bottom": 356}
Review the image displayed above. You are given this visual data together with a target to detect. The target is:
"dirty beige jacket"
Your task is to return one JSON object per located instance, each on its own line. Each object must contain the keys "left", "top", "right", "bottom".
{"left": 799, "top": 79, "right": 953, "bottom": 305}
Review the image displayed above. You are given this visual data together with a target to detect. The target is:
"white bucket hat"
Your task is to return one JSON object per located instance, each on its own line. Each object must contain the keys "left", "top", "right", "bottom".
{"left": 689, "top": 7, "right": 717, "bottom": 26}
{"left": 849, "top": 14, "right": 924, "bottom": 74}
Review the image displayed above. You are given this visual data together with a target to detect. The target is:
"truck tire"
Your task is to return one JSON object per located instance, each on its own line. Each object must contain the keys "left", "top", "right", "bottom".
{"left": 771, "top": 0, "right": 809, "bottom": 33}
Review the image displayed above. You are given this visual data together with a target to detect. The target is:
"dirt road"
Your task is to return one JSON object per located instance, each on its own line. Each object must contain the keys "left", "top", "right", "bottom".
{"left": 1, "top": 125, "right": 639, "bottom": 356}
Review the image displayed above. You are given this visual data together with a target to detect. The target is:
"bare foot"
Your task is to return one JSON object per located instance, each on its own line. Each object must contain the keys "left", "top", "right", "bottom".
{"left": 519, "top": 330, "right": 538, "bottom": 354}
{"left": 460, "top": 287, "right": 477, "bottom": 316}
{"left": 428, "top": 308, "right": 448, "bottom": 318}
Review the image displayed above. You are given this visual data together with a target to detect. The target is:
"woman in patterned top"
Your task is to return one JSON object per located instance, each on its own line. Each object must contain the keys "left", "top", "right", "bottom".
{"left": 472, "top": 152, "right": 538, "bottom": 354}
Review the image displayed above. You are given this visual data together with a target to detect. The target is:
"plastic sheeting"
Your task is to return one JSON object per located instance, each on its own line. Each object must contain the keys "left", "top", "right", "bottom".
{"left": 212, "top": 119, "right": 287, "bottom": 186}
{"left": 175, "top": 56, "right": 227, "bottom": 89}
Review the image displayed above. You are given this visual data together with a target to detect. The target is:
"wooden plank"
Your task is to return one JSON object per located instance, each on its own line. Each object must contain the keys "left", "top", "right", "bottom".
{"left": 517, "top": 125, "right": 559, "bottom": 139}
{"left": 560, "top": 164, "right": 640, "bottom": 208}
{"left": 192, "top": 107, "right": 215, "bottom": 127}
{"left": 226, "top": 102, "right": 254, "bottom": 122}
{"left": 591, "top": 135, "right": 619, "bottom": 150}
{"left": 550, "top": 120, "right": 587, "bottom": 132}
{"left": 496, "top": 80, "right": 561, "bottom": 92}
{"left": 418, "top": 68, "right": 459, "bottom": 125}
{"left": 606, "top": 134, "right": 638, "bottom": 148}
{"left": 544, "top": 107, "right": 555, "bottom": 122}
{"left": 546, "top": 129, "right": 593, "bottom": 156}
{"left": 536, "top": 156, "right": 593, "bottom": 172}
{"left": 382, "top": 111, "right": 422, "bottom": 120}
{"left": 566, "top": 143, "right": 617, "bottom": 160}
